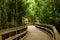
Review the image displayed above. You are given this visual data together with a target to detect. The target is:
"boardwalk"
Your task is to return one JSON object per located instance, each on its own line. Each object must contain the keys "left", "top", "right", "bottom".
{"left": 24, "top": 26, "right": 51, "bottom": 40}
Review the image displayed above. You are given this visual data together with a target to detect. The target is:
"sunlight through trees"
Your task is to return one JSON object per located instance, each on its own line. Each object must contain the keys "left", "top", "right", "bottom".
{"left": 0, "top": 0, "right": 60, "bottom": 33}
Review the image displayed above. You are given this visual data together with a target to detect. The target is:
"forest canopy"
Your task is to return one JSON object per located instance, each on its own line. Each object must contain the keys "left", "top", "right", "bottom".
{"left": 0, "top": 0, "right": 60, "bottom": 33}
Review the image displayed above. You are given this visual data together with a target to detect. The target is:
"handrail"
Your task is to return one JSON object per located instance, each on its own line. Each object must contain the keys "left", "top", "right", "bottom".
{"left": 0, "top": 25, "right": 27, "bottom": 40}
{"left": 35, "top": 24, "right": 60, "bottom": 40}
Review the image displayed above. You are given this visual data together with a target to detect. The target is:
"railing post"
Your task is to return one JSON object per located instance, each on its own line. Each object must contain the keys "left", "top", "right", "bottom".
{"left": 53, "top": 27, "right": 60, "bottom": 40}
{"left": 0, "top": 36, "right": 2, "bottom": 40}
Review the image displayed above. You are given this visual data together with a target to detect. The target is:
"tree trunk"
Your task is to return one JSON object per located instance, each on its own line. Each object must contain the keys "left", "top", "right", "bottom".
{"left": 15, "top": 0, "right": 18, "bottom": 24}
{"left": 10, "top": 0, "right": 14, "bottom": 24}
{"left": 0, "top": 9, "right": 1, "bottom": 27}
{"left": 2, "top": 0, "right": 8, "bottom": 29}
{"left": 18, "top": 17, "right": 22, "bottom": 26}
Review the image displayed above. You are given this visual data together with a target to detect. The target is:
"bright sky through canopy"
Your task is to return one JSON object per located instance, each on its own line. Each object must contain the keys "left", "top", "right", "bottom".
{"left": 27, "top": 0, "right": 36, "bottom": 16}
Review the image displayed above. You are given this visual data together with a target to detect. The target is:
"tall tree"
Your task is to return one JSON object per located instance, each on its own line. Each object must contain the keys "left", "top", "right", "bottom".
{"left": 15, "top": 0, "right": 18, "bottom": 25}
{"left": 9, "top": 0, "right": 15, "bottom": 24}
{"left": 2, "top": 0, "right": 8, "bottom": 28}
{"left": 0, "top": 0, "right": 2, "bottom": 29}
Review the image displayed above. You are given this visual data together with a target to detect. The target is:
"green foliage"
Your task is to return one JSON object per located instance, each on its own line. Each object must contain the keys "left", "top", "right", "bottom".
{"left": 18, "top": 0, "right": 30, "bottom": 17}
{"left": 8, "top": 22, "right": 17, "bottom": 28}
{"left": 34, "top": 0, "right": 60, "bottom": 33}
{"left": 0, "top": 0, "right": 60, "bottom": 33}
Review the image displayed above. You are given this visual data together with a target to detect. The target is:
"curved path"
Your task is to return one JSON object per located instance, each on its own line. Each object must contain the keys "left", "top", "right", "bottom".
{"left": 24, "top": 25, "right": 51, "bottom": 40}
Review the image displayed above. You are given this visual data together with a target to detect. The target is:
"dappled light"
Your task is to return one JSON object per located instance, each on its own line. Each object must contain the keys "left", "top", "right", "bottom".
{"left": 0, "top": 0, "right": 60, "bottom": 40}
{"left": 24, "top": 25, "right": 51, "bottom": 40}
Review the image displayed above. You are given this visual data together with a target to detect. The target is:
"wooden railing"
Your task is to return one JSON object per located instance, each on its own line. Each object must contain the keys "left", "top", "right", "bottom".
{"left": 35, "top": 24, "right": 60, "bottom": 40}
{"left": 0, "top": 25, "right": 27, "bottom": 40}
